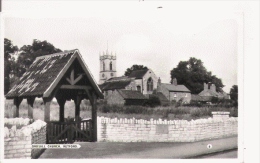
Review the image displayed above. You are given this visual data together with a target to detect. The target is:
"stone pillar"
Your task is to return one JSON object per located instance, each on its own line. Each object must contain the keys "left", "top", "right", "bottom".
{"left": 27, "top": 97, "right": 35, "bottom": 119}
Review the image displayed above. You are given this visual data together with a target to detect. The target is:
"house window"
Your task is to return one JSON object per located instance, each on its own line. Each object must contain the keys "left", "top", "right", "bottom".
{"left": 103, "top": 62, "right": 105, "bottom": 71}
{"left": 185, "top": 93, "right": 187, "bottom": 97}
{"left": 147, "top": 77, "right": 153, "bottom": 92}
{"left": 174, "top": 93, "right": 177, "bottom": 98}
{"left": 110, "top": 61, "right": 113, "bottom": 71}
{"left": 137, "top": 86, "right": 141, "bottom": 92}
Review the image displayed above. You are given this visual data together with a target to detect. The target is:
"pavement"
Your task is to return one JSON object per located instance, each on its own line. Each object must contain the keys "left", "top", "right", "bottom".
{"left": 39, "top": 136, "right": 237, "bottom": 159}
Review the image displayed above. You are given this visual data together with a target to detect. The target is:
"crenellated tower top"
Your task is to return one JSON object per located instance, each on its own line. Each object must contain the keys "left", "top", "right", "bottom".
{"left": 100, "top": 50, "right": 116, "bottom": 60}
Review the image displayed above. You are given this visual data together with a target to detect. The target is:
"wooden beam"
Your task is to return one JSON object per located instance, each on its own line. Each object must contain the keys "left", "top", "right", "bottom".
{"left": 91, "top": 91, "right": 97, "bottom": 142}
{"left": 74, "top": 95, "right": 83, "bottom": 121}
{"left": 13, "top": 97, "right": 23, "bottom": 118}
{"left": 27, "top": 97, "right": 35, "bottom": 119}
{"left": 85, "top": 88, "right": 93, "bottom": 104}
{"left": 43, "top": 97, "right": 53, "bottom": 122}
{"left": 56, "top": 97, "right": 66, "bottom": 122}
{"left": 60, "top": 85, "right": 91, "bottom": 90}
{"left": 66, "top": 68, "right": 83, "bottom": 85}
{"left": 72, "top": 74, "right": 83, "bottom": 85}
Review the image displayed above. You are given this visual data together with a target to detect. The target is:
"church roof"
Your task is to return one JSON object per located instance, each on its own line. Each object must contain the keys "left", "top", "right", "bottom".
{"left": 5, "top": 49, "right": 103, "bottom": 99}
{"left": 117, "top": 90, "right": 147, "bottom": 100}
{"left": 99, "top": 80, "right": 132, "bottom": 91}
{"left": 106, "top": 76, "right": 130, "bottom": 82}
{"left": 161, "top": 83, "right": 191, "bottom": 92}
{"left": 128, "top": 69, "right": 149, "bottom": 79}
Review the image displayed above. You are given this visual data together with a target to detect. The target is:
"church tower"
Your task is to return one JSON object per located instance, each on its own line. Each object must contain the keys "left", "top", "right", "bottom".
{"left": 99, "top": 50, "right": 117, "bottom": 84}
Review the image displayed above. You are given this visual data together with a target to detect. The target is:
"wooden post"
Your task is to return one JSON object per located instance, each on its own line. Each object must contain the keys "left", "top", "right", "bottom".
{"left": 13, "top": 97, "right": 23, "bottom": 118}
{"left": 56, "top": 97, "right": 66, "bottom": 122}
{"left": 27, "top": 97, "right": 35, "bottom": 119}
{"left": 43, "top": 97, "right": 52, "bottom": 122}
{"left": 74, "top": 95, "right": 82, "bottom": 121}
{"left": 91, "top": 92, "right": 97, "bottom": 142}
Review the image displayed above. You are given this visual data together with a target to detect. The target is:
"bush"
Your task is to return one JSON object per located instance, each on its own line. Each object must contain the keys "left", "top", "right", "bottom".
{"left": 143, "top": 95, "right": 161, "bottom": 107}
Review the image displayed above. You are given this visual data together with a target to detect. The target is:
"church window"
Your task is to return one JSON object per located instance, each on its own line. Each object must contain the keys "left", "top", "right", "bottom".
{"left": 137, "top": 86, "right": 141, "bottom": 92}
{"left": 111, "top": 73, "right": 113, "bottom": 76}
{"left": 147, "top": 78, "right": 153, "bottom": 92}
{"left": 110, "top": 62, "right": 113, "bottom": 70}
{"left": 103, "top": 62, "right": 105, "bottom": 71}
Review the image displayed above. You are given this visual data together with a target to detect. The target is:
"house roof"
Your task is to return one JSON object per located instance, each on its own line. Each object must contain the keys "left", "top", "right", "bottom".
{"left": 191, "top": 94, "right": 207, "bottom": 102}
{"left": 5, "top": 49, "right": 103, "bottom": 99}
{"left": 198, "top": 89, "right": 219, "bottom": 97}
{"left": 128, "top": 69, "right": 149, "bottom": 79}
{"left": 99, "top": 80, "right": 132, "bottom": 91}
{"left": 117, "top": 90, "right": 147, "bottom": 100}
{"left": 155, "top": 92, "right": 169, "bottom": 103}
{"left": 161, "top": 83, "right": 191, "bottom": 92}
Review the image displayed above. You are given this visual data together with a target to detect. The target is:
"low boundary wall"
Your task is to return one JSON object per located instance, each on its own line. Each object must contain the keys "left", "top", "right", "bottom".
{"left": 97, "top": 116, "right": 237, "bottom": 142}
{"left": 4, "top": 118, "right": 46, "bottom": 159}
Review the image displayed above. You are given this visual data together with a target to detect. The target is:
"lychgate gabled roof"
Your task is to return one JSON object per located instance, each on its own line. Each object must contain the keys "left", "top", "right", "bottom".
{"left": 5, "top": 49, "right": 103, "bottom": 99}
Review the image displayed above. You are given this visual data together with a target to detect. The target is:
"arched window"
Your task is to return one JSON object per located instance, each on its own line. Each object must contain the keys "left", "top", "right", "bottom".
{"left": 137, "top": 86, "right": 141, "bottom": 92}
{"left": 147, "top": 78, "right": 153, "bottom": 92}
{"left": 110, "top": 61, "right": 113, "bottom": 70}
{"left": 103, "top": 62, "right": 105, "bottom": 71}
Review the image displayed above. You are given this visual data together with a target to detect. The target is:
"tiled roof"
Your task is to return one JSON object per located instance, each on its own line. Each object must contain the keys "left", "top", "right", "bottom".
{"left": 6, "top": 49, "right": 103, "bottom": 99}
{"left": 106, "top": 76, "right": 130, "bottom": 82}
{"left": 155, "top": 92, "right": 169, "bottom": 104}
{"left": 161, "top": 83, "right": 191, "bottom": 92}
{"left": 198, "top": 89, "right": 219, "bottom": 97}
{"left": 118, "top": 90, "right": 147, "bottom": 100}
{"left": 99, "top": 80, "right": 132, "bottom": 91}
{"left": 128, "top": 69, "right": 149, "bottom": 79}
{"left": 191, "top": 94, "right": 207, "bottom": 101}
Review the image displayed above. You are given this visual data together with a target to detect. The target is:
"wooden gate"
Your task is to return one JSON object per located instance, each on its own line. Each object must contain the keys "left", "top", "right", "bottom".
{"left": 47, "top": 119, "right": 93, "bottom": 144}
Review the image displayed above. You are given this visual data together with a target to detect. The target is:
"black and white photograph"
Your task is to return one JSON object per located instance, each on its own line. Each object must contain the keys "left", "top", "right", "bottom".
{"left": 1, "top": 0, "right": 259, "bottom": 162}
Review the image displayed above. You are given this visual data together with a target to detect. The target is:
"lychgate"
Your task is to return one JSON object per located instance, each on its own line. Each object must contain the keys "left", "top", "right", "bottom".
{"left": 5, "top": 49, "right": 104, "bottom": 143}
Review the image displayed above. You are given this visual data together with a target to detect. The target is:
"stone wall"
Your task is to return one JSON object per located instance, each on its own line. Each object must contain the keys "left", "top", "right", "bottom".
{"left": 4, "top": 118, "right": 46, "bottom": 159}
{"left": 97, "top": 115, "right": 237, "bottom": 142}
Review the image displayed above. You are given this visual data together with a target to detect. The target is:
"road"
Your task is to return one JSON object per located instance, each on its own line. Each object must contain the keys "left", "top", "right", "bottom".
{"left": 196, "top": 149, "right": 238, "bottom": 159}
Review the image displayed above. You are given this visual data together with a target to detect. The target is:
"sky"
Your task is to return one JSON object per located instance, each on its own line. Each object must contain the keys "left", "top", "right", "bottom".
{"left": 2, "top": 1, "right": 242, "bottom": 92}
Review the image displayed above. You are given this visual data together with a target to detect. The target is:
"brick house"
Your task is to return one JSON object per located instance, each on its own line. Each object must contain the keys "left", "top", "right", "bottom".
{"left": 157, "top": 78, "right": 191, "bottom": 103}
{"left": 106, "top": 89, "right": 147, "bottom": 105}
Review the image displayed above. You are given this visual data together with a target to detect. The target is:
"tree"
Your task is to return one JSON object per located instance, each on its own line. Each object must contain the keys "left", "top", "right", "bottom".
{"left": 16, "top": 39, "right": 62, "bottom": 77}
{"left": 230, "top": 85, "right": 238, "bottom": 107}
{"left": 4, "top": 38, "right": 18, "bottom": 95}
{"left": 170, "top": 57, "right": 224, "bottom": 94}
{"left": 124, "top": 64, "right": 148, "bottom": 76}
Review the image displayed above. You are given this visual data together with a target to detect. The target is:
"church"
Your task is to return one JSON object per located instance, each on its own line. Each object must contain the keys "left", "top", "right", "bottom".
{"left": 98, "top": 50, "right": 159, "bottom": 104}
{"left": 98, "top": 50, "right": 192, "bottom": 105}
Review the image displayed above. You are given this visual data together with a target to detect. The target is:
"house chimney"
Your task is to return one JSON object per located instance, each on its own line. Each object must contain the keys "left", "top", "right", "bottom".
{"left": 158, "top": 77, "right": 161, "bottom": 84}
{"left": 210, "top": 84, "right": 216, "bottom": 92}
{"left": 204, "top": 83, "right": 208, "bottom": 90}
{"left": 173, "top": 78, "right": 177, "bottom": 86}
